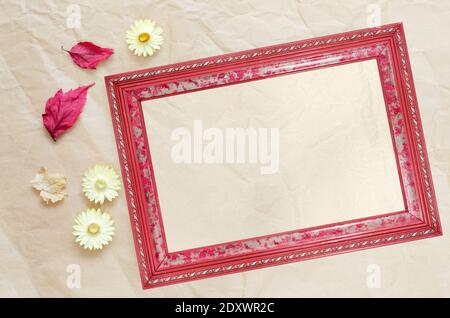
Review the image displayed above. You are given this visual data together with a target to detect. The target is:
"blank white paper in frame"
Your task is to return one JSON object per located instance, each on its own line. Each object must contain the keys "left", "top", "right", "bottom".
{"left": 142, "top": 59, "right": 404, "bottom": 252}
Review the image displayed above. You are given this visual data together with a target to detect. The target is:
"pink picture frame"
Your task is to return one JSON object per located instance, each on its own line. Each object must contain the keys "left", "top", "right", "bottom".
{"left": 105, "top": 23, "right": 442, "bottom": 289}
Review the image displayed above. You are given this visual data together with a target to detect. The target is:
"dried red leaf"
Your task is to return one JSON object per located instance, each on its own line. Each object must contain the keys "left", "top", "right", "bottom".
{"left": 63, "top": 42, "right": 114, "bottom": 69}
{"left": 42, "top": 83, "right": 95, "bottom": 141}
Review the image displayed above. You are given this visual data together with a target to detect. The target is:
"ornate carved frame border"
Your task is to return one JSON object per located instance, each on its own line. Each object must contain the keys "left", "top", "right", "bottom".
{"left": 105, "top": 23, "right": 442, "bottom": 289}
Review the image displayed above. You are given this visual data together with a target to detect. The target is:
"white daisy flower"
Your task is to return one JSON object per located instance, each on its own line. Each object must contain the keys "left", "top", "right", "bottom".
{"left": 126, "top": 19, "right": 164, "bottom": 57}
{"left": 82, "top": 164, "right": 121, "bottom": 204}
{"left": 73, "top": 208, "right": 115, "bottom": 250}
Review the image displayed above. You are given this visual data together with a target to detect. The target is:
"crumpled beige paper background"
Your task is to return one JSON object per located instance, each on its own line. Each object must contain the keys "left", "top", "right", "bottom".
{"left": 0, "top": 0, "right": 449, "bottom": 297}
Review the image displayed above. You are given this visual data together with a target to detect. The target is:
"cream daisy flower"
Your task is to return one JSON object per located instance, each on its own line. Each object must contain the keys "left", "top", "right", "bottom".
{"left": 126, "top": 19, "right": 164, "bottom": 57}
{"left": 82, "top": 164, "right": 121, "bottom": 204}
{"left": 73, "top": 208, "right": 115, "bottom": 250}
